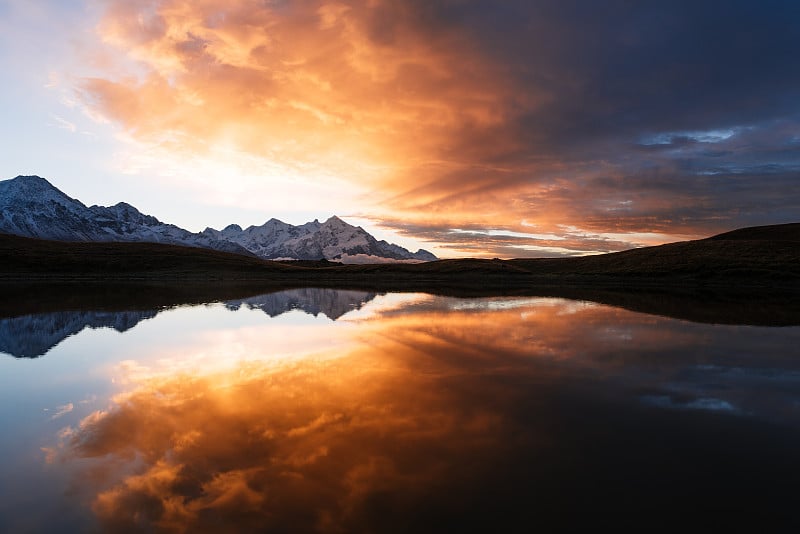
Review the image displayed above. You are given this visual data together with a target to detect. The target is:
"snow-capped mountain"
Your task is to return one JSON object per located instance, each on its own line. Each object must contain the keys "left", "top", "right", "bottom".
{"left": 201, "top": 218, "right": 323, "bottom": 259}
{"left": 0, "top": 175, "right": 252, "bottom": 255}
{"left": 204, "top": 215, "right": 437, "bottom": 261}
{"left": 0, "top": 175, "right": 436, "bottom": 262}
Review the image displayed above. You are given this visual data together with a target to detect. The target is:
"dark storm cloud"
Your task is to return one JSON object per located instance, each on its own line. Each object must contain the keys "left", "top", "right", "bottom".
{"left": 399, "top": 0, "right": 800, "bottom": 248}
{"left": 465, "top": 0, "right": 800, "bottom": 144}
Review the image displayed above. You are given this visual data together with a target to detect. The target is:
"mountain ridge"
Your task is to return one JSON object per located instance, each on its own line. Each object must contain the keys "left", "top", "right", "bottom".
{"left": 0, "top": 175, "right": 436, "bottom": 262}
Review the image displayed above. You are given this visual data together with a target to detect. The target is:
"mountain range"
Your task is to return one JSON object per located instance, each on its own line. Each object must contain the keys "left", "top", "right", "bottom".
{"left": 0, "top": 175, "right": 436, "bottom": 262}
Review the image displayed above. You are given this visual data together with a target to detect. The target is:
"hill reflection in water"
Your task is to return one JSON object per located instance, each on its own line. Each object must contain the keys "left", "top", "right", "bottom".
{"left": 26, "top": 293, "right": 800, "bottom": 532}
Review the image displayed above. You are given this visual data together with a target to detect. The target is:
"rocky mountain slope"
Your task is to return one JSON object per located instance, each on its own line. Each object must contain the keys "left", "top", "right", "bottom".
{"left": 0, "top": 175, "right": 252, "bottom": 255}
{"left": 0, "top": 175, "right": 436, "bottom": 262}
{"left": 202, "top": 215, "right": 435, "bottom": 261}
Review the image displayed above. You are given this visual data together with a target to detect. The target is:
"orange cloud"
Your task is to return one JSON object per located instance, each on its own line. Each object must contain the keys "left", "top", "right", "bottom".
{"left": 83, "top": 0, "right": 516, "bottom": 178}
{"left": 76, "top": 0, "right": 560, "bottom": 254}
{"left": 74, "top": 1, "right": 798, "bottom": 256}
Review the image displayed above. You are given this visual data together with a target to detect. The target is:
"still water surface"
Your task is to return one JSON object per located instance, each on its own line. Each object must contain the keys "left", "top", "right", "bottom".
{"left": 1, "top": 289, "right": 799, "bottom": 532}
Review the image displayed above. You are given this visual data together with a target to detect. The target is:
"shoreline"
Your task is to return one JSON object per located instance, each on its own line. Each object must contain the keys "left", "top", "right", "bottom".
{"left": 2, "top": 277, "right": 798, "bottom": 327}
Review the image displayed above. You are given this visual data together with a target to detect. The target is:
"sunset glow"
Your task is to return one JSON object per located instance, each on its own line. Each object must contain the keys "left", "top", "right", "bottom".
{"left": 34, "top": 294, "right": 799, "bottom": 531}
{"left": 1, "top": 1, "right": 798, "bottom": 257}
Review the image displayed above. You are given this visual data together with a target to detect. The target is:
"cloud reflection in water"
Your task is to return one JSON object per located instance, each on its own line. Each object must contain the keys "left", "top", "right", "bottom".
{"left": 48, "top": 295, "right": 800, "bottom": 532}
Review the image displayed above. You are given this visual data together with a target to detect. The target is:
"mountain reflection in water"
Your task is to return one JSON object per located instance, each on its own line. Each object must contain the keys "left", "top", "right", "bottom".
{"left": 16, "top": 293, "right": 795, "bottom": 532}
{"left": 0, "top": 288, "right": 378, "bottom": 358}
{"left": 225, "top": 288, "right": 378, "bottom": 320}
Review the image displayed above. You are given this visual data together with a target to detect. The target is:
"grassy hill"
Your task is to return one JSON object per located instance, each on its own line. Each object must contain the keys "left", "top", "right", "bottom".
{"left": 1, "top": 223, "right": 799, "bottom": 289}
{"left": 1, "top": 224, "right": 798, "bottom": 324}
{"left": 0, "top": 233, "right": 299, "bottom": 278}
{"left": 508, "top": 223, "right": 800, "bottom": 280}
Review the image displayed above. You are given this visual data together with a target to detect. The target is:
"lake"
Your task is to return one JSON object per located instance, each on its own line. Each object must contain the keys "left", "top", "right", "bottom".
{"left": 1, "top": 288, "right": 799, "bottom": 532}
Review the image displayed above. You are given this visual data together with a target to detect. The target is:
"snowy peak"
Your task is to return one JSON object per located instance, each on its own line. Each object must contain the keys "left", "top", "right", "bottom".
{"left": 89, "top": 202, "right": 160, "bottom": 227}
{"left": 277, "top": 215, "right": 374, "bottom": 260}
{"left": 205, "top": 217, "right": 319, "bottom": 258}
{"left": 0, "top": 175, "right": 248, "bottom": 254}
{"left": 0, "top": 175, "right": 82, "bottom": 209}
{"left": 300, "top": 219, "right": 323, "bottom": 232}
{"left": 210, "top": 215, "right": 436, "bottom": 261}
{"left": 319, "top": 215, "right": 363, "bottom": 236}
{"left": 3, "top": 175, "right": 58, "bottom": 193}
{"left": 412, "top": 249, "right": 438, "bottom": 261}
{"left": 0, "top": 175, "right": 100, "bottom": 240}
{"left": 241, "top": 214, "right": 438, "bottom": 261}
{"left": 0, "top": 175, "right": 437, "bottom": 262}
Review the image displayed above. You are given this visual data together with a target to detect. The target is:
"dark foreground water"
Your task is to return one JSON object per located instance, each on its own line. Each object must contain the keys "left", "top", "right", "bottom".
{"left": 1, "top": 289, "right": 799, "bottom": 532}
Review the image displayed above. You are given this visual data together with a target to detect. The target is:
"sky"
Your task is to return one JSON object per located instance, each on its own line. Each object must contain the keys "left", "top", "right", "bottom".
{"left": 0, "top": 0, "right": 798, "bottom": 258}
